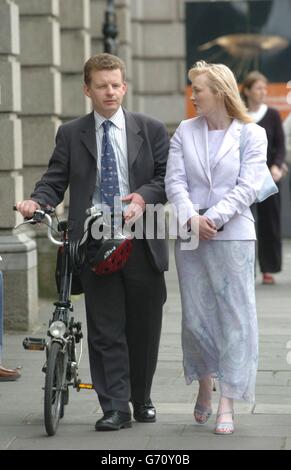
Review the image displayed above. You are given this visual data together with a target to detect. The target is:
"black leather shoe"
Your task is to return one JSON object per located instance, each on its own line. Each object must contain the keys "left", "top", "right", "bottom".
{"left": 133, "top": 399, "right": 156, "bottom": 423}
{"left": 95, "top": 410, "right": 132, "bottom": 431}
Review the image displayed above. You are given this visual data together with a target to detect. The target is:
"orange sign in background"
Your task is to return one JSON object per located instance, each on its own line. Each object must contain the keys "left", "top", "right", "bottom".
{"left": 185, "top": 83, "right": 291, "bottom": 121}
{"left": 264, "top": 83, "right": 291, "bottom": 120}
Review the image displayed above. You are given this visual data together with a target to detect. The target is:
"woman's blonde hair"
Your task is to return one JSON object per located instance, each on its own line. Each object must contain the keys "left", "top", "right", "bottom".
{"left": 188, "top": 60, "right": 252, "bottom": 123}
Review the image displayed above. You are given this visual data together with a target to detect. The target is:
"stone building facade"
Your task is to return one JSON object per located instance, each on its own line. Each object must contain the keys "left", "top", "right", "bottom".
{"left": 0, "top": 0, "right": 187, "bottom": 330}
{"left": 0, "top": 0, "right": 290, "bottom": 329}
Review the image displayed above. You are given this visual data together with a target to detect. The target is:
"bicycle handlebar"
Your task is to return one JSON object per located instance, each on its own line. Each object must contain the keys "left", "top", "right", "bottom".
{"left": 14, "top": 208, "right": 63, "bottom": 246}
{"left": 13, "top": 205, "right": 104, "bottom": 248}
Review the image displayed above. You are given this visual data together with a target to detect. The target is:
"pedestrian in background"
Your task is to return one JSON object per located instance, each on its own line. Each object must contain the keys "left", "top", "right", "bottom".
{"left": 283, "top": 112, "right": 291, "bottom": 198}
{"left": 0, "top": 260, "right": 21, "bottom": 381}
{"left": 165, "top": 61, "right": 268, "bottom": 435}
{"left": 283, "top": 112, "right": 291, "bottom": 152}
{"left": 241, "top": 71, "right": 286, "bottom": 285}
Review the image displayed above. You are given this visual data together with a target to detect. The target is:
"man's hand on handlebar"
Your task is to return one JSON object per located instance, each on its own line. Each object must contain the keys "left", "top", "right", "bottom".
{"left": 15, "top": 200, "right": 41, "bottom": 219}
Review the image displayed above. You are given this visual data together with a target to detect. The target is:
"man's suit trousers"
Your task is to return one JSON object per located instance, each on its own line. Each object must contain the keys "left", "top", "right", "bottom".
{"left": 80, "top": 239, "right": 167, "bottom": 413}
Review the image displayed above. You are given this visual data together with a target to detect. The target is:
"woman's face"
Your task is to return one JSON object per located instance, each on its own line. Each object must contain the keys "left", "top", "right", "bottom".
{"left": 190, "top": 73, "right": 221, "bottom": 117}
{"left": 246, "top": 79, "right": 267, "bottom": 106}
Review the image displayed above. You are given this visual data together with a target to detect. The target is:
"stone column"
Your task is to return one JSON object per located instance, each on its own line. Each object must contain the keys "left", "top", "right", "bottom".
{"left": 60, "top": 0, "right": 91, "bottom": 120}
{"left": 90, "top": 0, "right": 133, "bottom": 109}
{"left": 131, "top": 0, "right": 185, "bottom": 132}
{"left": 59, "top": 0, "right": 91, "bottom": 217}
{"left": 116, "top": 0, "right": 132, "bottom": 110}
{"left": 0, "top": 0, "right": 38, "bottom": 330}
{"left": 90, "top": 0, "right": 106, "bottom": 55}
{"left": 16, "top": 0, "right": 62, "bottom": 199}
{"left": 16, "top": 0, "right": 62, "bottom": 299}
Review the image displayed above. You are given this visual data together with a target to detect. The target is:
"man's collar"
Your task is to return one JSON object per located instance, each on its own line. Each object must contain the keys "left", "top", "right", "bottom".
{"left": 94, "top": 107, "right": 124, "bottom": 130}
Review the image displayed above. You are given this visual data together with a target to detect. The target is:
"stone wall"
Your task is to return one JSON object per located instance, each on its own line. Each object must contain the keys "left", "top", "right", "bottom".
{"left": 0, "top": 0, "right": 187, "bottom": 330}
{"left": 60, "top": 0, "right": 91, "bottom": 120}
{"left": 17, "top": 0, "right": 62, "bottom": 200}
{"left": 131, "top": 0, "right": 186, "bottom": 133}
{"left": 0, "top": 0, "right": 38, "bottom": 330}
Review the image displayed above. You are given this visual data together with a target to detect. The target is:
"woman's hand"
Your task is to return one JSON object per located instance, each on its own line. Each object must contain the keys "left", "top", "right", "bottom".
{"left": 122, "top": 193, "right": 145, "bottom": 224}
{"left": 188, "top": 215, "right": 217, "bottom": 240}
{"left": 270, "top": 165, "right": 283, "bottom": 182}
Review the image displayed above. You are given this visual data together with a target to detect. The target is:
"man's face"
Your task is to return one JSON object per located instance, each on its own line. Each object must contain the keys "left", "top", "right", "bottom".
{"left": 84, "top": 68, "right": 127, "bottom": 118}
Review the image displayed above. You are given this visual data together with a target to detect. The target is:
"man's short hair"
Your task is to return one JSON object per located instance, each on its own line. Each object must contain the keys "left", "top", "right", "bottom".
{"left": 84, "top": 53, "right": 126, "bottom": 85}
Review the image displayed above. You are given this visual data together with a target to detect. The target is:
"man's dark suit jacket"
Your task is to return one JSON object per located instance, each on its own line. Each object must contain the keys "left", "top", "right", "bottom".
{"left": 31, "top": 109, "right": 169, "bottom": 272}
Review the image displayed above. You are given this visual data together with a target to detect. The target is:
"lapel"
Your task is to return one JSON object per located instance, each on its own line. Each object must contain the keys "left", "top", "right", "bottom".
{"left": 123, "top": 109, "right": 144, "bottom": 171}
{"left": 211, "top": 119, "right": 243, "bottom": 170}
{"left": 192, "top": 117, "right": 211, "bottom": 184}
{"left": 80, "top": 111, "right": 97, "bottom": 160}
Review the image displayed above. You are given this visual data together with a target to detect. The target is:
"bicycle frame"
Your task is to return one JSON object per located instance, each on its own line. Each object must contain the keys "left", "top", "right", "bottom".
{"left": 48, "top": 221, "right": 83, "bottom": 385}
{"left": 15, "top": 208, "right": 87, "bottom": 435}
{"left": 52, "top": 224, "right": 73, "bottom": 325}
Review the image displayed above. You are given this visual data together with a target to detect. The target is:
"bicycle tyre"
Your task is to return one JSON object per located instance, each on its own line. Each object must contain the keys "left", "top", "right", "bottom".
{"left": 44, "top": 341, "right": 66, "bottom": 436}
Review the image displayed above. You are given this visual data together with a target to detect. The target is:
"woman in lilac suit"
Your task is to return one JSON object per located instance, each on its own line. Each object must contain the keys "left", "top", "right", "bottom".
{"left": 165, "top": 61, "right": 268, "bottom": 435}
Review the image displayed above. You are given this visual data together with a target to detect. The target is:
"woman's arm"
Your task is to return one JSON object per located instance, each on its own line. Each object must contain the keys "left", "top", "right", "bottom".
{"left": 165, "top": 123, "right": 199, "bottom": 228}
{"left": 204, "top": 123, "right": 268, "bottom": 229}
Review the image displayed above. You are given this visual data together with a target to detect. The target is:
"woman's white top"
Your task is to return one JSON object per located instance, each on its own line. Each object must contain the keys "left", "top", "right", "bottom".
{"left": 208, "top": 129, "right": 226, "bottom": 168}
{"left": 247, "top": 103, "right": 268, "bottom": 123}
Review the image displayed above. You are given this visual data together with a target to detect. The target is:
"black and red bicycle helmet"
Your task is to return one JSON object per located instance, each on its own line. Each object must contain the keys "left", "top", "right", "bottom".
{"left": 85, "top": 213, "right": 133, "bottom": 275}
{"left": 90, "top": 236, "right": 133, "bottom": 275}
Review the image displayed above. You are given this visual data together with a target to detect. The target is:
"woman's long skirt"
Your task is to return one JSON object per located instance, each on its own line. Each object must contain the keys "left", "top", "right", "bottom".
{"left": 175, "top": 239, "right": 258, "bottom": 403}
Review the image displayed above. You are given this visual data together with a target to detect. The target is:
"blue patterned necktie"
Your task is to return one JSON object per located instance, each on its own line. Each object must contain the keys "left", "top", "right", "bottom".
{"left": 100, "top": 120, "right": 121, "bottom": 213}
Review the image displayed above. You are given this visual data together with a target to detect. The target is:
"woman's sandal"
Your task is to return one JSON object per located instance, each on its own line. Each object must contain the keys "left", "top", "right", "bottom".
{"left": 214, "top": 410, "right": 234, "bottom": 435}
{"left": 194, "top": 379, "right": 215, "bottom": 424}
{"left": 194, "top": 404, "right": 213, "bottom": 424}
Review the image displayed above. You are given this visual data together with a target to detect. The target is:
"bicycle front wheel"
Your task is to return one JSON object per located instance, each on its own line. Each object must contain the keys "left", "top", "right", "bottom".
{"left": 44, "top": 341, "right": 67, "bottom": 436}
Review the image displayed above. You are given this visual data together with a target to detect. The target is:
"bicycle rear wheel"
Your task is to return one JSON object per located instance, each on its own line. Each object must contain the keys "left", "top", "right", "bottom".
{"left": 44, "top": 341, "right": 67, "bottom": 436}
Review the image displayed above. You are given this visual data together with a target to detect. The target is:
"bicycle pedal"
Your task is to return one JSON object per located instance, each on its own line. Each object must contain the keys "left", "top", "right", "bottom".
{"left": 77, "top": 383, "right": 93, "bottom": 390}
{"left": 23, "top": 337, "right": 46, "bottom": 351}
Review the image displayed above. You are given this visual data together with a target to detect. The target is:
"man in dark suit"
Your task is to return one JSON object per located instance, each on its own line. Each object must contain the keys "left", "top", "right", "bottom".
{"left": 16, "top": 53, "right": 169, "bottom": 431}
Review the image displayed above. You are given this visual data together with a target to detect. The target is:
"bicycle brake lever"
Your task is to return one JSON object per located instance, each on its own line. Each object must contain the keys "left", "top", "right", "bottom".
{"left": 14, "top": 219, "right": 36, "bottom": 229}
{"left": 33, "top": 209, "right": 46, "bottom": 223}
{"left": 14, "top": 209, "right": 46, "bottom": 229}
{"left": 85, "top": 206, "right": 103, "bottom": 217}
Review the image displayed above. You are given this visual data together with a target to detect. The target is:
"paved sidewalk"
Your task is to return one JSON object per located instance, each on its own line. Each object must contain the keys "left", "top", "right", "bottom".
{"left": 1, "top": 240, "right": 291, "bottom": 450}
